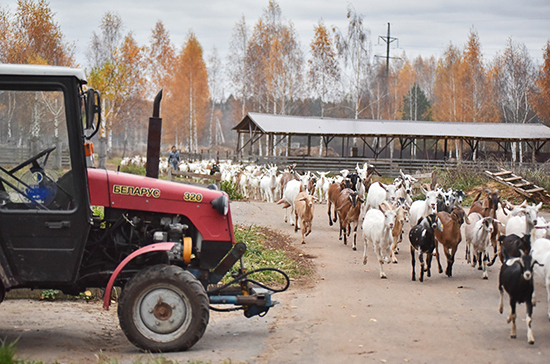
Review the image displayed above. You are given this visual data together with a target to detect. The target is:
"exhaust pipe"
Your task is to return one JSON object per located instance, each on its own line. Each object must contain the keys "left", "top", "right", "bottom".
{"left": 146, "top": 90, "right": 163, "bottom": 178}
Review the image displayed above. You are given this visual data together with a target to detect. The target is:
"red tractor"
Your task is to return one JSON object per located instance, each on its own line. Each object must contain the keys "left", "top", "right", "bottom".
{"left": 0, "top": 64, "right": 287, "bottom": 352}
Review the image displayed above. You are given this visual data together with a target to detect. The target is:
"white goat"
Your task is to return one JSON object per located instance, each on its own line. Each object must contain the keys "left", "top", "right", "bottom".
{"left": 315, "top": 171, "right": 330, "bottom": 203}
{"left": 408, "top": 186, "right": 439, "bottom": 227}
{"left": 362, "top": 202, "right": 397, "bottom": 278}
{"left": 394, "top": 170, "right": 416, "bottom": 206}
{"left": 505, "top": 202, "right": 542, "bottom": 237}
{"left": 277, "top": 179, "right": 303, "bottom": 226}
{"left": 464, "top": 212, "right": 501, "bottom": 279}
{"left": 365, "top": 181, "right": 402, "bottom": 211}
{"left": 531, "top": 237, "right": 550, "bottom": 320}
{"left": 259, "top": 166, "right": 278, "bottom": 203}
{"left": 533, "top": 216, "right": 550, "bottom": 241}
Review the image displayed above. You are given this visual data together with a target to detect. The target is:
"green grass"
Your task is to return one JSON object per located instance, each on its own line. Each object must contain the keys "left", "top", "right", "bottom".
{"left": 230, "top": 225, "right": 310, "bottom": 285}
{"left": 119, "top": 163, "right": 146, "bottom": 176}
{"left": 432, "top": 165, "right": 489, "bottom": 192}
{"left": 220, "top": 181, "right": 244, "bottom": 200}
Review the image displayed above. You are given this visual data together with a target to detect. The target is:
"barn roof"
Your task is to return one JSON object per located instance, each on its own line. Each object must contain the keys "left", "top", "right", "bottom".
{"left": 233, "top": 112, "right": 550, "bottom": 141}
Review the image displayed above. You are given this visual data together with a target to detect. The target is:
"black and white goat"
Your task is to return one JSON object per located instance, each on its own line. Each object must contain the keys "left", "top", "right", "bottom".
{"left": 498, "top": 249, "right": 542, "bottom": 344}
{"left": 409, "top": 214, "right": 442, "bottom": 282}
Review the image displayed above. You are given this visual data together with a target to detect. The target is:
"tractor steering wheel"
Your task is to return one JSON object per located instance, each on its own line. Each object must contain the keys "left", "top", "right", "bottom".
{"left": 9, "top": 146, "right": 56, "bottom": 175}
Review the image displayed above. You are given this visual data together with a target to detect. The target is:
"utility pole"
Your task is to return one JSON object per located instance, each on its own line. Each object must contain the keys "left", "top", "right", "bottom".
{"left": 378, "top": 23, "right": 398, "bottom": 77}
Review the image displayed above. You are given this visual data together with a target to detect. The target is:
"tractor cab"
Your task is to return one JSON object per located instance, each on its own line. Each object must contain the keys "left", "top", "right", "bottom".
{"left": 0, "top": 65, "right": 94, "bottom": 289}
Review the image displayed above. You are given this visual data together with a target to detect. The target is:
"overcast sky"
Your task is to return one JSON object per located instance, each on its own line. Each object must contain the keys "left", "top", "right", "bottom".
{"left": 4, "top": 0, "right": 549, "bottom": 69}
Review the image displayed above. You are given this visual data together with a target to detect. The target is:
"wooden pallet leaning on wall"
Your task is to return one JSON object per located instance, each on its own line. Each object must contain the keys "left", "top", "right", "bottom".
{"left": 484, "top": 169, "right": 550, "bottom": 204}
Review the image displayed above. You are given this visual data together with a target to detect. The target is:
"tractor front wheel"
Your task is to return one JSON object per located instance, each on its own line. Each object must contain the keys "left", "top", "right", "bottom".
{"left": 118, "top": 264, "right": 209, "bottom": 352}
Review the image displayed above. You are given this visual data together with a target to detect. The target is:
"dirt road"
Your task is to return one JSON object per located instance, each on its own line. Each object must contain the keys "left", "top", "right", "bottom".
{"left": 1, "top": 200, "right": 550, "bottom": 363}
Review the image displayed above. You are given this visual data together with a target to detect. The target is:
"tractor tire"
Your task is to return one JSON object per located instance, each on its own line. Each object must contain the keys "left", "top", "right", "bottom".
{"left": 118, "top": 264, "right": 209, "bottom": 352}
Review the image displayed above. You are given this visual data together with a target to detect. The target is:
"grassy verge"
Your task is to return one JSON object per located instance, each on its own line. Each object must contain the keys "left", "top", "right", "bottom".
{"left": 229, "top": 225, "right": 312, "bottom": 286}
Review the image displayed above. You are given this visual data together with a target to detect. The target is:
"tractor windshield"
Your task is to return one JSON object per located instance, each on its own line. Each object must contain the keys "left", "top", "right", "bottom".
{"left": 0, "top": 88, "right": 75, "bottom": 210}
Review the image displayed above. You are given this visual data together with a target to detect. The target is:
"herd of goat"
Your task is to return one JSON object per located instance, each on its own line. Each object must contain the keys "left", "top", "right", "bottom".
{"left": 122, "top": 156, "right": 550, "bottom": 345}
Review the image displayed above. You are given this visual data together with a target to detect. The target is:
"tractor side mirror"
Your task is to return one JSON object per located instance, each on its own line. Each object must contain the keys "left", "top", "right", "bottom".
{"left": 84, "top": 88, "right": 102, "bottom": 140}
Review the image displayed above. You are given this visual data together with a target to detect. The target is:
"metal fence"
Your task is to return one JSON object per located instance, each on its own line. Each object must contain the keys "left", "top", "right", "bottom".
{"left": 249, "top": 155, "right": 550, "bottom": 178}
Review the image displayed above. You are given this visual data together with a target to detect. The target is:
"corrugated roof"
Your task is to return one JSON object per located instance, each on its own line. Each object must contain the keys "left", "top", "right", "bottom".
{"left": 234, "top": 113, "right": 550, "bottom": 141}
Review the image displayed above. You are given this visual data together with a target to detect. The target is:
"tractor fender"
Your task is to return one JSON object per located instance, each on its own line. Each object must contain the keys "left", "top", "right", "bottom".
{"left": 102, "top": 242, "right": 175, "bottom": 310}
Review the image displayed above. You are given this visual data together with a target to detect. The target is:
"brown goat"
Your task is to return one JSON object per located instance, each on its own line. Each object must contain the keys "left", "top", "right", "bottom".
{"left": 335, "top": 188, "right": 364, "bottom": 250}
{"left": 294, "top": 192, "right": 315, "bottom": 244}
{"left": 390, "top": 204, "right": 409, "bottom": 263}
{"left": 361, "top": 164, "right": 382, "bottom": 193}
{"left": 435, "top": 205, "right": 469, "bottom": 277}
{"left": 469, "top": 189, "right": 506, "bottom": 219}
{"left": 327, "top": 180, "right": 351, "bottom": 226}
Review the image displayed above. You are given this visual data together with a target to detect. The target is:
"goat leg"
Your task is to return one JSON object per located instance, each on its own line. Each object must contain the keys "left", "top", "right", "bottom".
{"left": 482, "top": 253, "right": 489, "bottom": 280}
{"left": 410, "top": 245, "right": 416, "bottom": 281}
{"left": 419, "top": 251, "right": 425, "bottom": 282}
{"left": 526, "top": 303, "right": 535, "bottom": 344}
{"left": 435, "top": 241, "right": 443, "bottom": 274}
{"left": 426, "top": 250, "right": 433, "bottom": 278}
{"left": 362, "top": 238, "right": 369, "bottom": 265}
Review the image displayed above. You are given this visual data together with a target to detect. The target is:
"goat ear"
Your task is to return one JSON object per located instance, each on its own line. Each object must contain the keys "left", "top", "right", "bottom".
{"left": 506, "top": 258, "right": 521, "bottom": 266}
{"left": 536, "top": 202, "right": 543, "bottom": 210}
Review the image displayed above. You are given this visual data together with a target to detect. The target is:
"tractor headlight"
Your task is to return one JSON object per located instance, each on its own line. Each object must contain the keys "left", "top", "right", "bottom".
{"left": 211, "top": 194, "right": 229, "bottom": 216}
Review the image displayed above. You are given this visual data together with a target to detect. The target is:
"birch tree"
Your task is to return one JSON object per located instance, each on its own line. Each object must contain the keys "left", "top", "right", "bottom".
{"left": 493, "top": 38, "right": 536, "bottom": 125}
{"left": 308, "top": 20, "right": 340, "bottom": 117}
{"left": 333, "top": 4, "right": 371, "bottom": 119}
{"left": 207, "top": 47, "right": 224, "bottom": 146}
{"left": 493, "top": 38, "right": 537, "bottom": 162}
{"left": 227, "top": 15, "right": 250, "bottom": 118}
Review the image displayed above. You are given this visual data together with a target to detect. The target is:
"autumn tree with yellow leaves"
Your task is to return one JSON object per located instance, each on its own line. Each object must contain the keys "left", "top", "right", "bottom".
{"left": 532, "top": 41, "right": 550, "bottom": 124}
{"left": 164, "top": 32, "right": 209, "bottom": 153}
{"left": 0, "top": 0, "right": 74, "bottom": 66}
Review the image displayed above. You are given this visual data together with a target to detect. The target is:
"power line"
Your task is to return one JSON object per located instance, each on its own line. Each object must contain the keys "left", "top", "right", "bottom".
{"left": 376, "top": 22, "right": 399, "bottom": 77}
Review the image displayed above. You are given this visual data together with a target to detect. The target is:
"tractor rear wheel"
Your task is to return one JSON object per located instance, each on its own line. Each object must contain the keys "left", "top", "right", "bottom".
{"left": 118, "top": 264, "right": 209, "bottom": 352}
